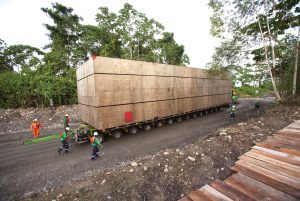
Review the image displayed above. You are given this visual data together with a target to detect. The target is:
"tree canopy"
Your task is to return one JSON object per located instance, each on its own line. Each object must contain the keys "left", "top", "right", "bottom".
{"left": 208, "top": 0, "right": 300, "bottom": 99}
{"left": 0, "top": 3, "right": 190, "bottom": 108}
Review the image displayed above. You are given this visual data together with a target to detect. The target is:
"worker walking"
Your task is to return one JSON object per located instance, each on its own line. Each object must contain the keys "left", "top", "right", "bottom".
{"left": 90, "top": 131, "right": 102, "bottom": 160}
{"left": 230, "top": 105, "right": 236, "bottom": 122}
{"left": 31, "top": 119, "right": 43, "bottom": 139}
{"left": 63, "top": 114, "right": 70, "bottom": 128}
{"left": 58, "top": 127, "right": 70, "bottom": 153}
{"left": 255, "top": 99, "right": 260, "bottom": 116}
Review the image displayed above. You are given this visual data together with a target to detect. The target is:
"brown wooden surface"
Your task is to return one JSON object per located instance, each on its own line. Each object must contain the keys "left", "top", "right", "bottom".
{"left": 225, "top": 173, "right": 298, "bottom": 201}
{"left": 199, "top": 185, "right": 233, "bottom": 201}
{"left": 231, "top": 163, "right": 300, "bottom": 198}
{"left": 252, "top": 146, "right": 300, "bottom": 166}
{"left": 238, "top": 155, "right": 300, "bottom": 180}
{"left": 187, "top": 190, "right": 212, "bottom": 201}
{"left": 180, "top": 120, "right": 300, "bottom": 201}
{"left": 244, "top": 151, "right": 300, "bottom": 173}
{"left": 77, "top": 57, "right": 231, "bottom": 130}
{"left": 256, "top": 141, "right": 300, "bottom": 157}
{"left": 209, "top": 180, "right": 255, "bottom": 201}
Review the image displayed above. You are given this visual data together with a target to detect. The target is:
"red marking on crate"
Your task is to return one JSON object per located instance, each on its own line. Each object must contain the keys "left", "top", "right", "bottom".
{"left": 91, "top": 55, "right": 97, "bottom": 60}
{"left": 124, "top": 112, "right": 133, "bottom": 122}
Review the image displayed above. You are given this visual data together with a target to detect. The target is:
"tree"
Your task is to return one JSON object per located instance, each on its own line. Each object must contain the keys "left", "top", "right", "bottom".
{"left": 0, "top": 39, "right": 13, "bottom": 72}
{"left": 293, "top": 27, "right": 299, "bottom": 96}
{"left": 41, "top": 3, "right": 82, "bottom": 73}
{"left": 94, "top": 3, "right": 190, "bottom": 65}
{"left": 208, "top": 0, "right": 300, "bottom": 100}
{"left": 1, "top": 44, "right": 44, "bottom": 72}
{"left": 158, "top": 32, "right": 190, "bottom": 65}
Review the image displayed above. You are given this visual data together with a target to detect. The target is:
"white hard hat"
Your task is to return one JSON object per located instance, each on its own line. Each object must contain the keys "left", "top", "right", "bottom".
{"left": 93, "top": 131, "right": 98, "bottom": 136}
{"left": 34, "top": 119, "right": 37, "bottom": 121}
{"left": 232, "top": 105, "right": 236, "bottom": 108}
{"left": 65, "top": 127, "right": 70, "bottom": 131}
{"left": 65, "top": 114, "right": 69, "bottom": 116}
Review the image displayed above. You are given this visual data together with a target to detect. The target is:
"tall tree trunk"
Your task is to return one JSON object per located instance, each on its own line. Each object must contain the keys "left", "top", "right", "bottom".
{"left": 293, "top": 27, "right": 300, "bottom": 96}
{"left": 263, "top": 0, "right": 282, "bottom": 101}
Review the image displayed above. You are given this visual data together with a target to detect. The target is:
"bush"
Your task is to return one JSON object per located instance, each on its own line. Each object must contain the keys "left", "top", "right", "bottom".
{"left": 0, "top": 69, "right": 77, "bottom": 108}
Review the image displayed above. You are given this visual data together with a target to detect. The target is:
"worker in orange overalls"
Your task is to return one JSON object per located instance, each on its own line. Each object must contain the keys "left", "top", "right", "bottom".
{"left": 31, "top": 119, "right": 43, "bottom": 139}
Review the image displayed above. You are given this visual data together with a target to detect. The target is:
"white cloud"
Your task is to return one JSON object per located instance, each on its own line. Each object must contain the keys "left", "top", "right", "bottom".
{"left": 0, "top": 0, "right": 219, "bottom": 67}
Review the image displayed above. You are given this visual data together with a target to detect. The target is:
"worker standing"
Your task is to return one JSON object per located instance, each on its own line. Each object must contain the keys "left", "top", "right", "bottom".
{"left": 63, "top": 114, "right": 70, "bottom": 128}
{"left": 58, "top": 127, "right": 70, "bottom": 153}
{"left": 255, "top": 99, "right": 260, "bottom": 116}
{"left": 230, "top": 105, "right": 236, "bottom": 122}
{"left": 31, "top": 119, "right": 43, "bottom": 139}
{"left": 90, "top": 131, "right": 101, "bottom": 160}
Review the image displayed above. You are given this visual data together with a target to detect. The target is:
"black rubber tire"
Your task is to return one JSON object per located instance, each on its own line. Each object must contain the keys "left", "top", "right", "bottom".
{"left": 192, "top": 113, "right": 197, "bottom": 118}
{"left": 112, "top": 130, "right": 122, "bottom": 139}
{"left": 156, "top": 121, "right": 163, "bottom": 128}
{"left": 143, "top": 124, "right": 151, "bottom": 131}
{"left": 128, "top": 126, "right": 138, "bottom": 135}
{"left": 98, "top": 133, "right": 105, "bottom": 142}
{"left": 176, "top": 116, "right": 182, "bottom": 122}
{"left": 166, "top": 119, "right": 173, "bottom": 125}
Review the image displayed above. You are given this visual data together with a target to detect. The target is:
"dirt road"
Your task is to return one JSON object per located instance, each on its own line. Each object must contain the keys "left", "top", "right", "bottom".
{"left": 0, "top": 98, "right": 272, "bottom": 201}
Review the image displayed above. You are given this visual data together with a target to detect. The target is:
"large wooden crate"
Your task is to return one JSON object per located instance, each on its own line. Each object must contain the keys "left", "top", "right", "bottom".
{"left": 77, "top": 57, "right": 231, "bottom": 130}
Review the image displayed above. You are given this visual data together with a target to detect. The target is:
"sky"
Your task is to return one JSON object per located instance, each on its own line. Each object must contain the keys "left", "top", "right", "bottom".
{"left": 0, "top": 0, "right": 220, "bottom": 68}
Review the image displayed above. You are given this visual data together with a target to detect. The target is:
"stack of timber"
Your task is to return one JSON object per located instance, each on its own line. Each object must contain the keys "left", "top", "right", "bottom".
{"left": 76, "top": 56, "right": 231, "bottom": 130}
{"left": 179, "top": 120, "right": 300, "bottom": 201}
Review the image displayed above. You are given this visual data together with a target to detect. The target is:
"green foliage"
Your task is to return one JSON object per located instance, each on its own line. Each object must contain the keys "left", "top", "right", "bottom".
{"left": 42, "top": 3, "right": 82, "bottom": 72}
{"left": 208, "top": 0, "right": 300, "bottom": 98}
{"left": 235, "top": 86, "right": 268, "bottom": 97}
{"left": 94, "top": 3, "right": 190, "bottom": 65}
{"left": 0, "top": 3, "right": 191, "bottom": 109}
{"left": 0, "top": 69, "right": 77, "bottom": 108}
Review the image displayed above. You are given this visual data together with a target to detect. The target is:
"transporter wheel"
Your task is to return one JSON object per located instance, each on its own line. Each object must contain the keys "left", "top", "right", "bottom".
{"left": 198, "top": 112, "right": 203, "bottom": 117}
{"left": 98, "top": 132, "right": 105, "bottom": 143}
{"left": 128, "top": 126, "right": 138, "bottom": 135}
{"left": 184, "top": 115, "right": 190, "bottom": 120}
{"left": 156, "top": 121, "right": 163, "bottom": 128}
{"left": 112, "top": 130, "right": 123, "bottom": 139}
{"left": 166, "top": 118, "right": 173, "bottom": 125}
{"left": 143, "top": 124, "right": 151, "bottom": 131}
{"left": 192, "top": 113, "right": 197, "bottom": 118}
{"left": 176, "top": 116, "right": 182, "bottom": 122}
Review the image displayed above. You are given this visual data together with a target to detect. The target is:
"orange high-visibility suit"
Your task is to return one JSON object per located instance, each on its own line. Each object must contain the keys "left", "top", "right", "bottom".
{"left": 31, "top": 121, "right": 42, "bottom": 139}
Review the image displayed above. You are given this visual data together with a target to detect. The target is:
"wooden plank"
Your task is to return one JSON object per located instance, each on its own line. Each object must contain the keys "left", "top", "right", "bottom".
{"left": 178, "top": 197, "right": 192, "bottom": 201}
{"left": 199, "top": 185, "right": 233, "bottom": 201}
{"left": 235, "top": 160, "right": 300, "bottom": 189}
{"left": 209, "top": 180, "right": 255, "bottom": 201}
{"left": 77, "top": 57, "right": 232, "bottom": 130}
{"left": 273, "top": 134, "right": 300, "bottom": 144}
{"left": 252, "top": 146, "right": 300, "bottom": 166}
{"left": 239, "top": 155, "right": 300, "bottom": 180}
{"left": 225, "top": 173, "right": 299, "bottom": 201}
{"left": 244, "top": 151, "right": 300, "bottom": 173}
{"left": 282, "top": 128, "right": 300, "bottom": 133}
{"left": 187, "top": 190, "right": 213, "bottom": 201}
{"left": 231, "top": 163, "right": 300, "bottom": 198}
{"left": 256, "top": 142, "right": 300, "bottom": 157}
{"left": 276, "top": 131, "right": 300, "bottom": 139}
{"left": 265, "top": 136, "right": 300, "bottom": 149}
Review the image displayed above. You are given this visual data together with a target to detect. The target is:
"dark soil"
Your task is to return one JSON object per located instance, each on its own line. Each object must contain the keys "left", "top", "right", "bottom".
{"left": 18, "top": 100, "right": 300, "bottom": 201}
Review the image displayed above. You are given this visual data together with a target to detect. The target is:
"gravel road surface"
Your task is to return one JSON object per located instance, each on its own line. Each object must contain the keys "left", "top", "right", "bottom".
{"left": 0, "top": 98, "right": 273, "bottom": 201}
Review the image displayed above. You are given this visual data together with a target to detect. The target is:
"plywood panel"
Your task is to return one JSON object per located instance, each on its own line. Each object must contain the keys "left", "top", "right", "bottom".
{"left": 77, "top": 57, "right": 231, "bottom": 130}
{"left": 79, "top": 95, "right": 229, "bottom": 130}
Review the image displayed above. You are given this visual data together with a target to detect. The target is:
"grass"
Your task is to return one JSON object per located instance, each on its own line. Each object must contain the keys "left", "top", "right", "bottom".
{"left": 23, "top": 131, "right": 76, "bottom": 145}
{"left": 23, "top": 134, "right": 60, "bottom": 145}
